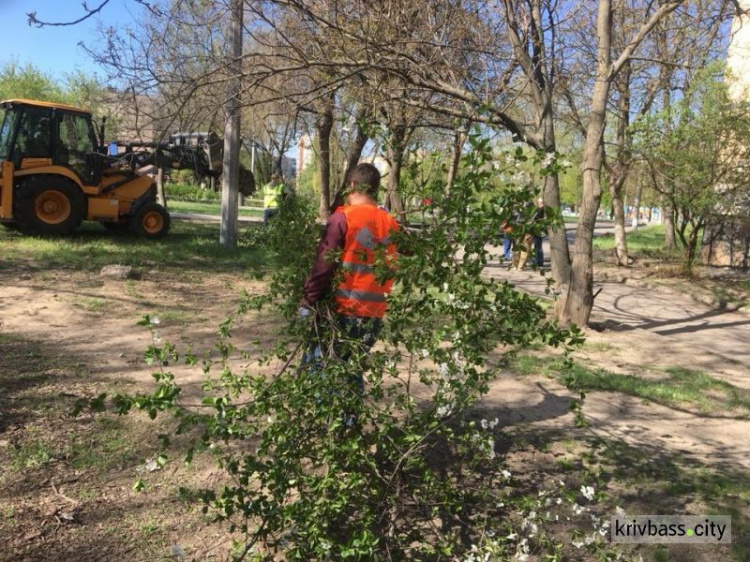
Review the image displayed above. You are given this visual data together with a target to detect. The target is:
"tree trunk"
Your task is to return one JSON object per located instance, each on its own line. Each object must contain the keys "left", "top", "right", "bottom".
{"left": 609, "top": 63, "right": 631, "bottom": 266}
{"left": 340, "top": 112, "right": 370, "bottom": 192}
{"left": 631, "top": 180, "right": 643, "bottom": 230}
{"left": 543, "top": 171, "right": 571, "bottom": 283}
{"left": 219, "top": 0, "right": 242, "bottom": 249}
{"left": 560, "top": 0, "right": 612, "bottom": 327}
{"left": 385, "top": 124, "right": 406, "bottom": 216}
{"left": 156, "top": 167, "right": 166, "bottom": 207}
{"left": 664, "top": 203, "right": 677, "bottom": 249}
{"left": 446, "top": 126, "right": 467, "bottom": 191}
{"left": 610, "top": 176, "right": 629, "bottom": 266}
{"left": 316, "top": 93, "right": 335, "bottom": 220}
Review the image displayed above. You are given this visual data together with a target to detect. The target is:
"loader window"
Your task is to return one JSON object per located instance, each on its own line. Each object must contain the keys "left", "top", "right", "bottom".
{"left": 58, "top": 112, "right": 98, "bottom": 184}
{"left": 15, "top": 108, "right": 52, "bottom": 160}
{"left": 0, "top": 109, "right": 18, "bottom": 161}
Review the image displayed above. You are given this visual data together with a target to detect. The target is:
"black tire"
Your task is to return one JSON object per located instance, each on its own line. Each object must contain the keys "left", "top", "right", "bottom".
{"left": 14, "top": 176, "right": 86, "bottom": 235}
{"left": 1, "top": 222, "right": 21, "bottom": 232}
{"left": 131, "top": 202, "right": 170, "bottom": 239}
{"left": 101, "top": 221, "right": 131, "bottom": 234}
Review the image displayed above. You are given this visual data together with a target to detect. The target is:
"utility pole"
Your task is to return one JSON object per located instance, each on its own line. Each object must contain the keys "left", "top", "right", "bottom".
{"left": 220, "top": 0, "right": 243, "bottom": 248}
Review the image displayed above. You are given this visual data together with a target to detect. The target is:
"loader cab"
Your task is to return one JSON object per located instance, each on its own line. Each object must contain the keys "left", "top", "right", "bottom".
{"left": 0, "top": 100, "right": 102, "bottom": 185}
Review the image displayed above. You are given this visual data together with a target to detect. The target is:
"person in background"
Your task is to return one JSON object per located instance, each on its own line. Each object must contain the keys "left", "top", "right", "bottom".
{"left": 262, "top": 172, "right": 285, "bottom": 224}
{"left": 534, "top": 197, "right": 545, "bottom": 268}
{"left": 502, "top": 222, "right": 513, "bottom": 263}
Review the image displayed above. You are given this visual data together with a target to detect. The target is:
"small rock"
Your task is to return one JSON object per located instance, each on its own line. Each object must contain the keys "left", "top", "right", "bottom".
{"left": 100, "top": 265, "right": 140, "bottom": 280}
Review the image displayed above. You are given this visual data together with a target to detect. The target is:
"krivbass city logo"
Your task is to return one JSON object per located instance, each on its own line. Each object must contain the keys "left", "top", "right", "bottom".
{"left": 611, "top": 515, "right": 731, "bottom": 544}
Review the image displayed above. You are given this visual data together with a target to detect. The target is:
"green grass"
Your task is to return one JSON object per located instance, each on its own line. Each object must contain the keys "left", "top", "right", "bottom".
{"left": 74, "top": 297, "right": 106, "bottom": 312}
{"left": 593, "top": 224, "right": 674, "bottom": 253}
{"left": 69, "top": 417, "right": 142, "bottom": 471}
{"left": 149, "top": 308, "right": 203, "bottom": 326}
{"left": 9, "top": 428, "right": 55, "bottom": 470}
{"left": 0, "top": 219, "right": 270, "bottom": 274}
{"left": 512, "top": 354, "right": 750, "bottom": 416}
{"left": 583, "top": 436, "right": 750, "bottom": 561}
{"left": 168, "top": 199, "right": 262, "bottom": 217}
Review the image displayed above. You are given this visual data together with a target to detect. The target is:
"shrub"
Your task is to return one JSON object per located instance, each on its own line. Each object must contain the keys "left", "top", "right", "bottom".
{"left": 79, "top": 130, "right": 585, "bottom": 560}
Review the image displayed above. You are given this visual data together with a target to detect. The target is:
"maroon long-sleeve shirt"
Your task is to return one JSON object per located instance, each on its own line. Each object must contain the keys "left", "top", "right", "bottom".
{"left": 301, "top": 211, "right": 348, "bottom": 308}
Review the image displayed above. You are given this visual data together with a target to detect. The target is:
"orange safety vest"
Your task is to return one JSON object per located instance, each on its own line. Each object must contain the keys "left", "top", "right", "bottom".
{"left": 334, "top": 204, "right": 399, "bottom": 318}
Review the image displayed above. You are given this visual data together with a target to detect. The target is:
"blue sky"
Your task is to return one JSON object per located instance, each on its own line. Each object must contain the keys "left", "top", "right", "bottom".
{"left": 0, "top": 0, "right": 139, "bottom": 79}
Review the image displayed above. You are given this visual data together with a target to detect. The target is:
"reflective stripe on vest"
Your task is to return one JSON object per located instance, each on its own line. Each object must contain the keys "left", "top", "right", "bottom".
{"left": 334, "top": 204, "right": 398, "bottom": 318}
{"left": 341, "top": 262, "right": 373, "bottom": 274}
{"left": 263, "top": 182, "right": 283, "bottom": 209}
{"left": 335, "top": 288, "right": 387, "bottom": 302}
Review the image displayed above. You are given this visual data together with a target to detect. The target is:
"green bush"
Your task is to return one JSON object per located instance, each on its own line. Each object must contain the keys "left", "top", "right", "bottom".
{"left": 165, "top": 183, "right": 221, "bottom": 203}
{"left": 81, "top": 131, "right": 586, "bottom": 561}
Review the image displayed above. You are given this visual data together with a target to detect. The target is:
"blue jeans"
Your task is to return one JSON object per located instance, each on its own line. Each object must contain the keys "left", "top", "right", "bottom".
{"left": 534, "top": 235, "right": 544, "bottom": 266}
{"left": 263, "top": 207, "right": 279, "bottom": 225}
{"left": 302, "top": 314, "right": 383, "bottom": 393}
{"left": 502, "top": 236, "right": 513, "bottom": 261}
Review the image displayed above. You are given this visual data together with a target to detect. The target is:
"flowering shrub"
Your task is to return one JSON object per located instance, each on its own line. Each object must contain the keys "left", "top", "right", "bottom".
{"left": 78, "top": 131, "right": 589, "bottom": 560}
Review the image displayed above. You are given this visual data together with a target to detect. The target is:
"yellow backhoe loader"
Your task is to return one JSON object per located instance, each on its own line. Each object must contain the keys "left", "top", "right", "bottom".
{"left": 0, "top": 99, "right": 170, "bottom": 237}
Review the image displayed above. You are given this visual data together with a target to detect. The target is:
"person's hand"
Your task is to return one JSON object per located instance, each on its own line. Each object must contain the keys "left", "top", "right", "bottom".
{"left": 299, "top": 306, "right": 312, "bottom": 320}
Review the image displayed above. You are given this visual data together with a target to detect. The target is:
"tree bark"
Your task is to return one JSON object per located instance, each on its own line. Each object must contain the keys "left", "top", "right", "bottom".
{"left": 220, "top": 0, "right": 242, "bottom": 249}
{"left": 340, "top": 111, "right": 370, "bottom": 192}
{"left": 664, "top": 204, "right": 677, "bottom": 249}
{"left": 446, "top": 126, "right": 467, "bottom": 191}
{"left": 316, "top": 93, "right": 335, "bottom": 220}
{"left": 156, "top": 166, "right": 166, "bottom": 207}
{"left": 385, "top": 124, "right": 406, "bottom": 216}
{"left": 609, "top": 63, "right": 631, "bottom": 266}
{"left": 560, "top": 0, "right": 612, "bottom": 327}
{"left": 610, "top": 175, "right": 629, "bottom": 265}
{"left": 631, "top": 180, "right": 643, "bottom": 230}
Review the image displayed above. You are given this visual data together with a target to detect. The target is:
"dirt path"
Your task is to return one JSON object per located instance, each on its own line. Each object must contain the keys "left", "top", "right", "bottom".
{"left": 480, "top": 263, "right": 750, "bottom": 472}
{"left": 1, "top": 254, "right": 748, "bottom": 560}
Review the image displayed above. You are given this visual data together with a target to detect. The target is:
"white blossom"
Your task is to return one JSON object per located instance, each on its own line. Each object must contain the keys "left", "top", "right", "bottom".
{"left": 581, "top": 485, "right": 596, "bottom": 501}
{"left": 436, "top": 404, "right": 453, "bottom": 418}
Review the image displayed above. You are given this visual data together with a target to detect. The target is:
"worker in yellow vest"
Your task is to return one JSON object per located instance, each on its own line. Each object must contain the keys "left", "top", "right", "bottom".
{"left": 263, "top": 173, "right": 285, "bottom": 224}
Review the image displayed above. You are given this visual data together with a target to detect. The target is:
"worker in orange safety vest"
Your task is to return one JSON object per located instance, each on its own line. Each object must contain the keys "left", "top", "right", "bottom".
{"left": 299, "top": 162, "right": 399, "bottom": 393}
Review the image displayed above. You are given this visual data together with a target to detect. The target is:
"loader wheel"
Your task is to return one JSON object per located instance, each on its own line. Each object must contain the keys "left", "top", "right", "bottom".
{"left": 132, "top": 203, "right": 170, "bottom": 239}
{"left": 14, "top": 177, "right": 86, "bottom": 235}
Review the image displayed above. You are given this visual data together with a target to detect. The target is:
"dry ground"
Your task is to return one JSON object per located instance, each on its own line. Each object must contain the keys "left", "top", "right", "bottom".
{"left": 0, "top": 259, "right": 748, "bottom": 561}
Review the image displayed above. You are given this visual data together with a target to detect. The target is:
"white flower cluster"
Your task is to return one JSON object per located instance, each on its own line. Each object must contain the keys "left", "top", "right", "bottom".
{"left": 463, "top": 544, "right": 492, "bottom": 562}
{"left": 581, "top": 485, "right": 596, "bottom": 501}
{"left": 436, "top": 403, "right": 454, "bottom": 418}
{"left": 465, "top": 479, "right": 635, "bottom": 562}
{"left": 480, "top": 418, "right": 499, "bottom": 430}
{"left": 470, "top": 431, "right": 496, "bottom": 460}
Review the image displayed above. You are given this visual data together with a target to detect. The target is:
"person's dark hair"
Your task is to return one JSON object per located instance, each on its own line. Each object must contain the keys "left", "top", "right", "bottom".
{"left": 347, "top": 163, "right": 380, "bottom": 197}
